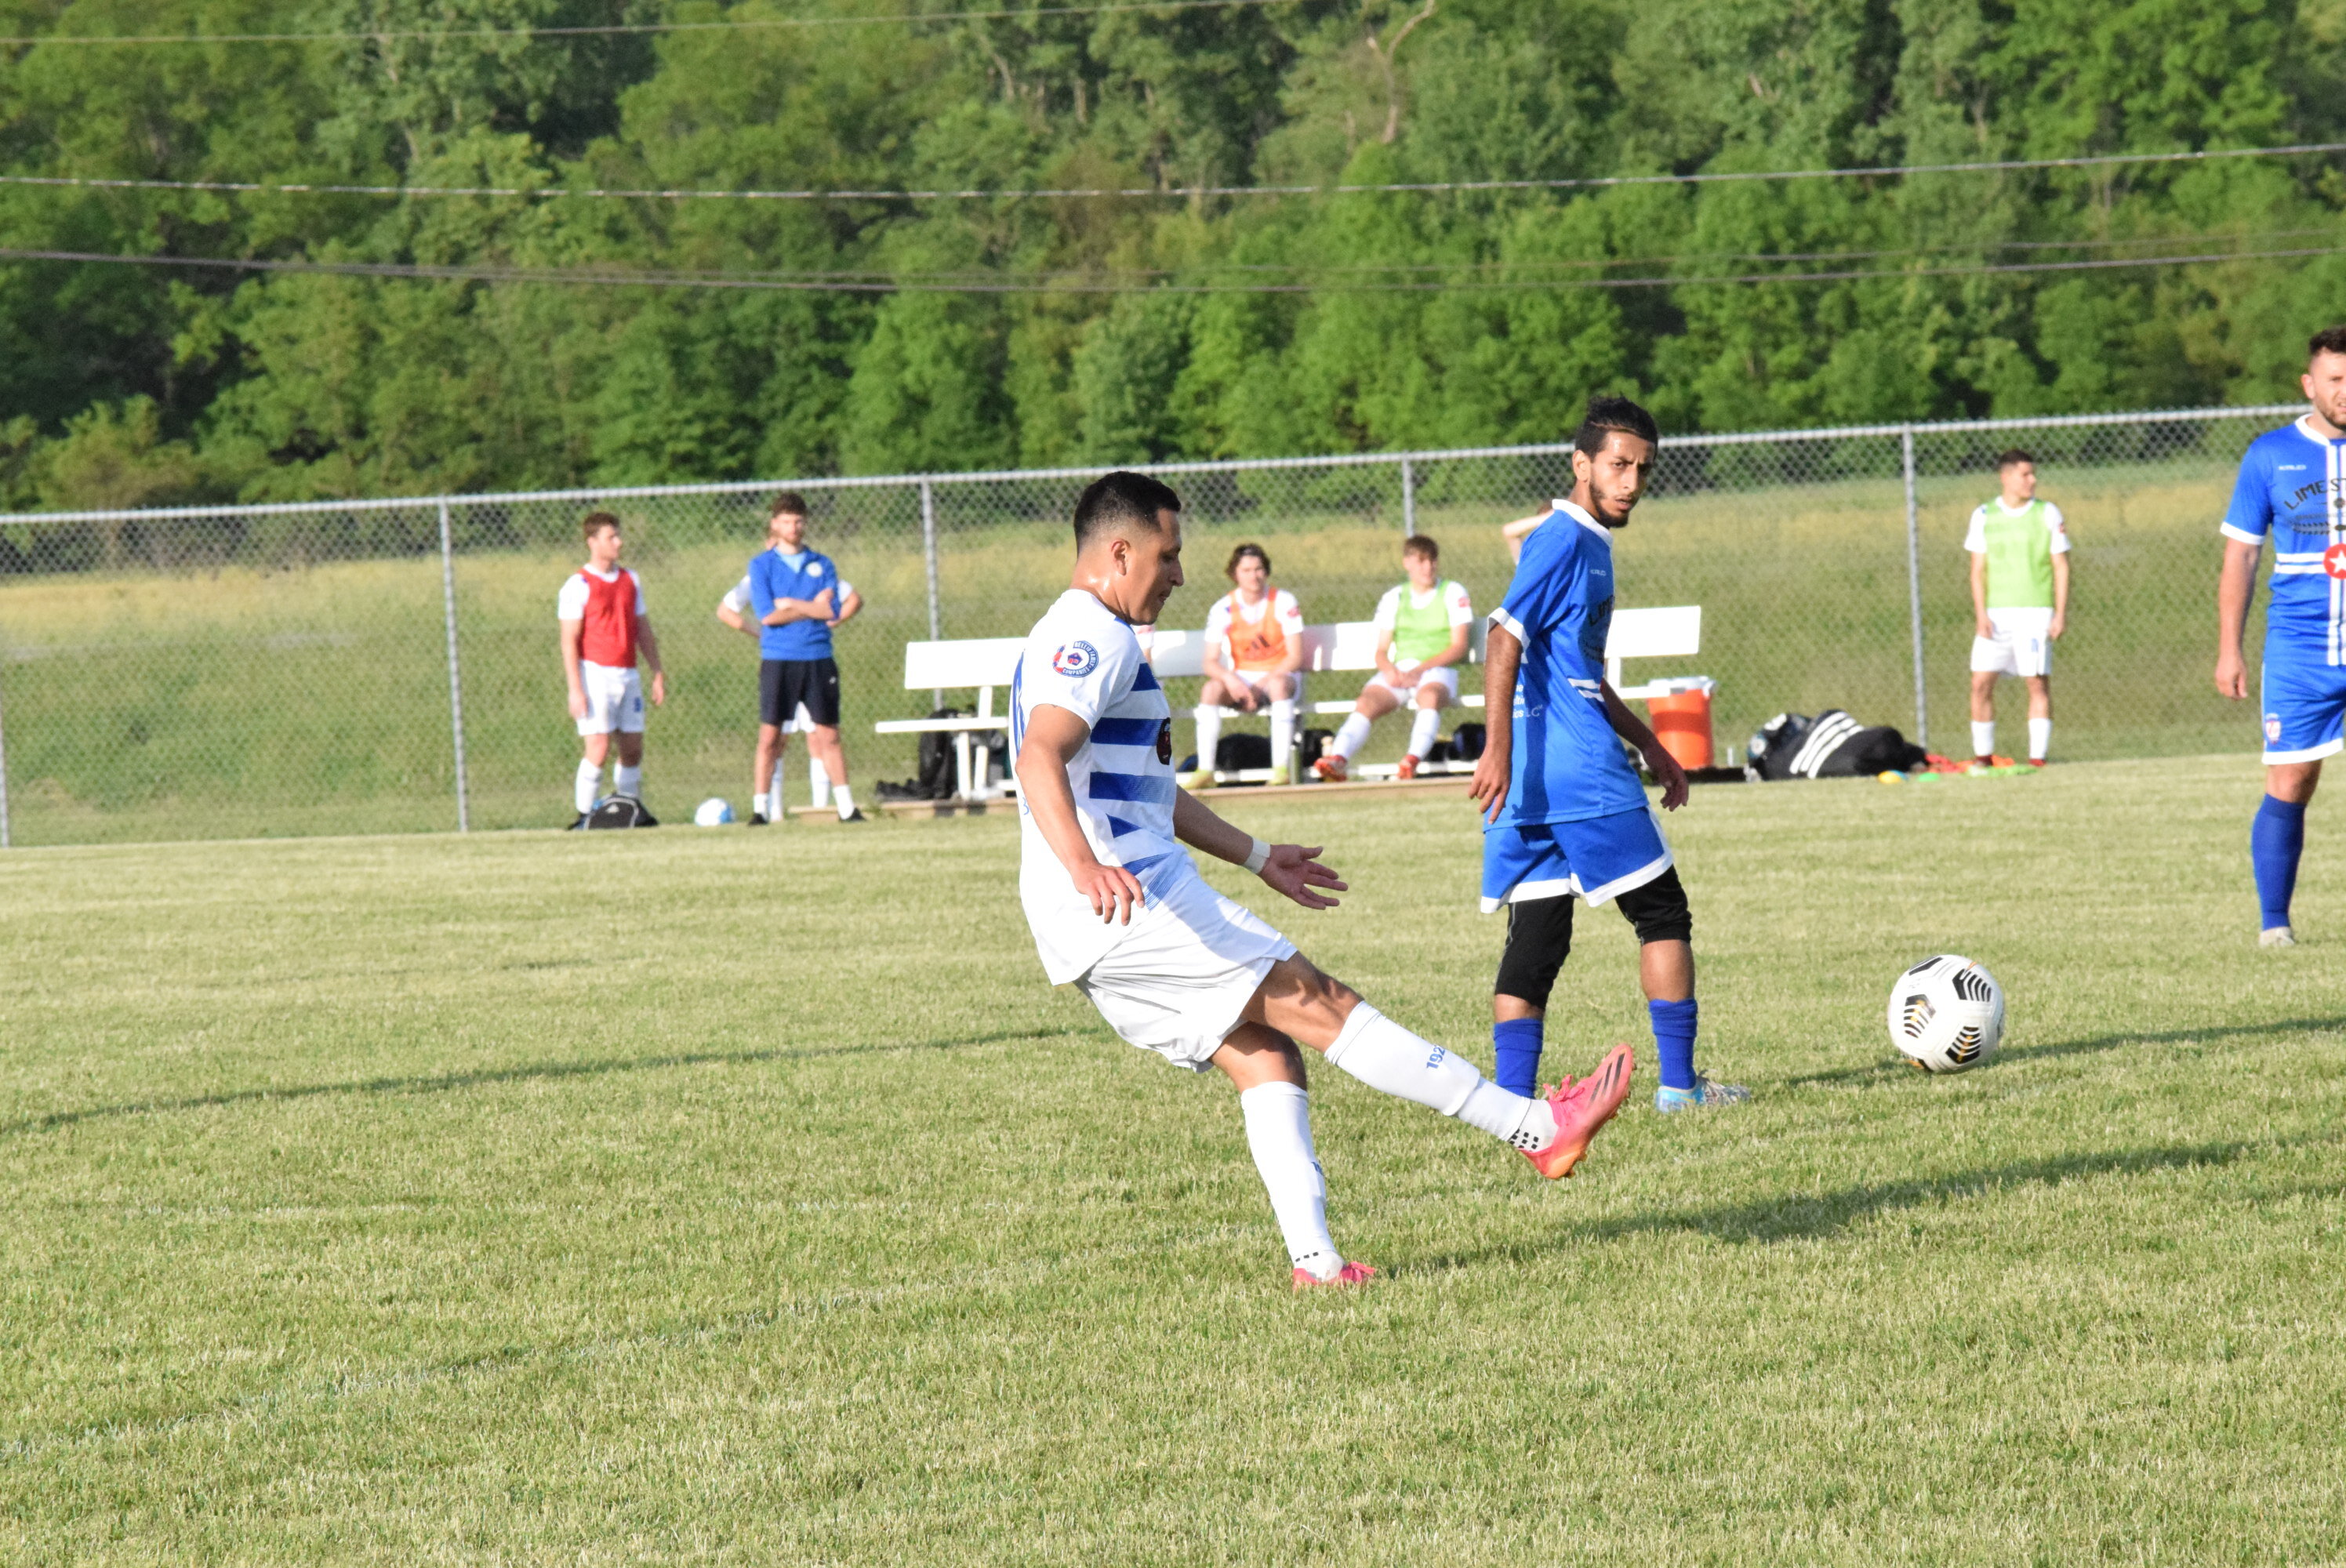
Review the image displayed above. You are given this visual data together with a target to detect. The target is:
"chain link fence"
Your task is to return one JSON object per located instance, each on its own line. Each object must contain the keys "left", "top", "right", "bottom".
{"left": 0, "top": 403, "right": 2296, "bottom": 846}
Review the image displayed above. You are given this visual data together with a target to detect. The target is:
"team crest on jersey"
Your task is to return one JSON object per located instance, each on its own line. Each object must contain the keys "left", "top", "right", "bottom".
{"left": 1051, "top": 641, "right": 1099, "bottom": 676}
{"left": 1156, "top": 719, "right": 1173, "bottom": 764}
{"left": 2326, "top": 543, "right": 2346, "bottom": 579}
{"left": 2267, "top": 714, "right": 2284, "bottom": 742}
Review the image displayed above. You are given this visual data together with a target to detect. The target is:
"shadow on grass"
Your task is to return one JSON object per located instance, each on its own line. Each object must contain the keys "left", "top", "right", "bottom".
{"left": 1, "top": 1026, "right": 1081, "bottom": 1140}
{"left": 1785, "top": 1016, "right": 2346, "bottom": 1087}
{"left": 1414, "top": 1140, "right": 2259, "bottom": 1270}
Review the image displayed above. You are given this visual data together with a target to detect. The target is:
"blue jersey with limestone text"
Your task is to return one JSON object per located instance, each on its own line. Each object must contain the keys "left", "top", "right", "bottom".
{"left": 1488, "top": 503, "right": 1650, "bottom": 828}
{"left": 748, "top": 546, "right": 841, "bottom": 660}
{"left": 2222, "top": 418, "right": 2346, "bottom": 666}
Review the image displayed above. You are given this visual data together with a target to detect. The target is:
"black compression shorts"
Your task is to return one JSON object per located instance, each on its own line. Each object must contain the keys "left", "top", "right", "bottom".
{"left": 759, "top": 658, "right": 842, "bottom": 729}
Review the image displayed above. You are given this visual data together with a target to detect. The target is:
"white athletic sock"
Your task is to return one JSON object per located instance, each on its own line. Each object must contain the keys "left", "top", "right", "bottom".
{"left": 1192, "top": 705, "right": 1222, "bottom": 775}
{"left": 833, "top": 783, "right": 856, "bottom": 819}
{"left": 614, "top": 764, "right": 642, "bottom": 800}
{"left": 1331, "top": 713, "right": 1373, "bottom": 762}
{"left": 809, "top": 757, "right": 832, "bottom": 809}
{"left": 1970, "top": 720, "right": 1996, "bottom": 759}
{"left": 752, "top": 791, "right": 771, "bottom": 820}
{"left": 1239, "top": 1082, "right": 1340, "bottom": 1279}
{"left": 771, "top": 760, "right": 786, "bottom": 811}
{"left": 1269, "top": 699, "right": 1297, "bottom": 771}
{"left": 574, "top": 758, "right": 601, "bottom": 814}
{"left": 2028, "top": 717, "right": 2050, "bottom": 760}
{"left": 1406, "top": 706, "right": 1441, "bottom": 760}
{"left": 1324, "top": 1004, "right": 1556, "bottom": 1152}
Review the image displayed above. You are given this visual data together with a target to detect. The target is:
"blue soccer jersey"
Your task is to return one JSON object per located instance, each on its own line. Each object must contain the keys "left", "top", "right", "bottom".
{"left": 2222, "top": 417, "right": 2346, "bottom": 665}
{"left": 747, "top": 546, "right": 842, "bottom": 660}
{"left": 1486, "top": 501, "right": 1652, "bottom": 830}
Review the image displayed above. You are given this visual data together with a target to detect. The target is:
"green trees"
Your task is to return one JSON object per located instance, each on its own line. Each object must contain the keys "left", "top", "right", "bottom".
{"left": 1, "top": 0, "right": 2341, "bottom": 504}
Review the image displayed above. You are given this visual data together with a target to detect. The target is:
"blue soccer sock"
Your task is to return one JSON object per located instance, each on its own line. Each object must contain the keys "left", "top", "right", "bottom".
{"left": 1651, "top": 998, "right": 1698, "bottom": 1092}
{"left": 1492, "top": 1017, "right": 1545, "bottom": 1098}
{"left": 2251, "top": 794, "right": 2307, "bottom": 931}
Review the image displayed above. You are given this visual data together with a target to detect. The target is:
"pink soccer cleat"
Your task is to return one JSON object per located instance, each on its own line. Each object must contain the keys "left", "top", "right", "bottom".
{"left": 1396, "top": 753, "right": 1422, "bottom": 780}
{"left": 1313, "top": 754, "right": 1349, "bottom": 783}
{"left": 1291, "top": 1260, "right": 1378, "bottom": 1292}
{"left": 1521, "top": 1043, "right": 1636, "bottom": 1181}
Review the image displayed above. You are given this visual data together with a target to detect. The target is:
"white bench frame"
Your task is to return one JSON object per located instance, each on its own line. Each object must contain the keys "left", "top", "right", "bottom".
{"left": 878, "top": 606, "right": 1704, "bottom": 799}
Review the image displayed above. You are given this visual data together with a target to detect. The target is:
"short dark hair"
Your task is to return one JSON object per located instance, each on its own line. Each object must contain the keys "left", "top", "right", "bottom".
{"left": 1996, "top": 448, "right": 2036, "bottom": 470}
{"left": 2309, "top": 325, "right": 2346, "bottom": 361}
{"left": 581, "top": 510, "right": 620, "bottom": 539}
{"left": 1574, "top": 394, "right": 1659, "bottom": 456}
{"left": 1226, "top": 543, "right": 1270, "bottom": 580}
{"left": 1402, "top": 534, "right": 1439, "bottom": 561}
{"left": 768, "top": 490, "right": 809, "bottom": 520}
{"left": 1073, "top": 471, "right": 1182, "bottom": 550}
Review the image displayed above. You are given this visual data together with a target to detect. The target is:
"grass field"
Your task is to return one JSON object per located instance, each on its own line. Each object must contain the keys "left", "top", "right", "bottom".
{"left": 3, "top": 756, "right": 2341, "bottom": 1562}
{"left": 0, "top": 456, "right": 2272, "bottom": 845}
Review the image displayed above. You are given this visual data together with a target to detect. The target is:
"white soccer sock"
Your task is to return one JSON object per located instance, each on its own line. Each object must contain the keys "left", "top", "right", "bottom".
{"left": 614, "top": 764, "right": 642, "bottom": 799}
{"left": 1331, "top": 713, "right": 1373, "bottom": 762}
{"left": 1970, "top": 720, "right": 1996, "bottom": 759}
{"left": 752, "top": 791, "right": 771, "bottom": 819}
{"left": 1406, "top": 706, "right": 1441, "bottom": 760}
{"left": 1324, "top": 1004, "right": 1556, "bottom": 1152}
{"left": 575, "top": 758, "right": 602, "bottom": 814}
{"left": 1193, "top": 705, "right": 1222, "bottom": 775}
{"left": 1269, "top": 699, "right": 1297, "bottom": 771}
{"left": 832, "top": 783, "right": 856, "bottom": 819}
{"left": 2028, "top": 717, "right": 2050, "bottom": 760}
{"left": 809, "top": 757, "right": 832, "bottom": 809}
{"left": 1239, "top": 1082, "right": 1340, "bottom": 1279}
{"left": 771, "top": 760, "right": 786, "bottom": 812}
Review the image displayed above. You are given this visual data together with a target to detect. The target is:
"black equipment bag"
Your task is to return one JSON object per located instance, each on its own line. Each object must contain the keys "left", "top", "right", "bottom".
{"left": 1450, "top": 721, "right": 1487, "bottom": 762}
{"left": 586, "top": 794, "right": 656, "bottom": 829}
{"left": 1750, "top": 710, "right": 1927, "bottom": 780}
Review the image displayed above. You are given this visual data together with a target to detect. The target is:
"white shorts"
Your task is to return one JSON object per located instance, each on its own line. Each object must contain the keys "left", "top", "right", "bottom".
{"left": 576, "top": 663, "right": 646, "bottom": 736}
{"left": 1970, "top": 609, "right": 2054, "bottom": 678}
{"left": 1073, "top": 869, "right": 1297, "bottom": 1073}
{"left": 1369, "top": 664, "right": 1459, "bottom": 705}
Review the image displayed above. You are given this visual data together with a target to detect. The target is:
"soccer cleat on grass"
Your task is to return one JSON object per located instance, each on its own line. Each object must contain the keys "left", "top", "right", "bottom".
{"left": 2028, "top": 758, "right": 2048, "bottom": 768}
{"left": 1180, "top": 768, "right": 1216, "bottom": 789}
{"left": 2260, "top": 925, "right": 2297, "bottom": 948}
{"left": 1968, "top": 754, "right": 2016, "bottom": 773}
{"left": 1291, "top": 1260, "right": 1377, "bottom": 1292}
{"left": 837, "top": 808, "right": 869, "bottom": 823}
{"left": 566, "top": 812, "right": 590, "bottom": 831}
{"left": 1396, "top": 753, "right": 1421, "bottom": 781}
{"left": 1654, "top": 1074, "right": 1752, "bottom": 1113}
{"left": 1521, "top": 1043, "right": 1636, "bottom": 1180}
{"left": 1313, "top": 754, "right": 1349, "bottom": 783}
{"left": 747, "top": 811, "right": 769, "bottom": 826}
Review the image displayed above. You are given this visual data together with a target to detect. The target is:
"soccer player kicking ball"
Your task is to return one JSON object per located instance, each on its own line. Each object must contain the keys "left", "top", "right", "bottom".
{"left": 1966, "top": 448, "right": 2071, "bottom": 768}
{"left": 1015, "top": 472, "right": 1635, "bottom": 1290}
{"left": 1313, "top": 535, "right": 1473, "bottom": 782}
{"left": 559, "top": 511, "right": 666, "bottom": 827}
{"left": 2217, "top": 325, "right": 2346, "bottom": 948}
{"left": 1188, "top": 543, "right": 1306, "bottom": 786}
{"left": 1470, "top": 397, "right": 1746, "bottom": 1116}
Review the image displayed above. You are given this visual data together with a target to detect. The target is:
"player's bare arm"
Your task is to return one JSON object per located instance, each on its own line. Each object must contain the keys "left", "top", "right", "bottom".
{"left": 635, "top": 612, "right": 666, "bottom": 706}
{"left": 1200, "top": 643, "right": 1256, "bottom": 712}
{"left": 1501, "top": 513, "right": 1545, "bottom": 564}
{"left": 1015, "top": 702, "right": 1144, "bottom": 924}
{"left": 1970, "top": 551, "right": 1992, "bottom": 638}
{"left": 2215, "top": 537, "right": 2260, "bottom": 699}
{"left": 761, "top": 586, "right": 835, "bottom": 627}
{"left": 833, "top": 586, "right": 862, "bottom": 627}
{"left": 1602, "top": 681, "right": 1688, "bottom": 810}
{"left": 2049, "top": 551, "right": 2070, "bottom": 640}
{"left": 1469, "top": 621, "right": 1522, "bottom": 823}
{"left": 560, "top": 615, "right": 589, "bottom": 720}
{"left": 1170, "top": 788, "right": 1346, "bottom": 910}
{"left": 717, "top": 598, "right": 752, "bottom": 635}
{"left": 1421, "top": 620, "right": 1472, "bottom": 671}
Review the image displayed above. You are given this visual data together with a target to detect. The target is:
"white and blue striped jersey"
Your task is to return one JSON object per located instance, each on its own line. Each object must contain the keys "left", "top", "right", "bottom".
{"left": 1013, "top": 589, "right": 1184, "bottom": 982}
{"left": 2222, "top": 416, "right": 2346, "bottom": 666}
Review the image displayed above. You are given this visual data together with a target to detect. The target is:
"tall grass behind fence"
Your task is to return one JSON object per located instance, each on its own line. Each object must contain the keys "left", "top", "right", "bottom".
{"left": 0, "top": 405, "right": 2295, "bottom": 846}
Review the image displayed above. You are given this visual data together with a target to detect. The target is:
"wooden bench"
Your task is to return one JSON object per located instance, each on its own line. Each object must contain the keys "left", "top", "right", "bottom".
{"left": 877, "top": 606, "right": 1704, "bottom": 799}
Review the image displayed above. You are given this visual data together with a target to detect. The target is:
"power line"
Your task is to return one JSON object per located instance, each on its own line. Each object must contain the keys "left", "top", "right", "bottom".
{"left": 4, "top": 141, "right": 2342, "bottom": 205}
{"left": 1, "top": 241, "right": 2333, "bottom": 294}
{"left": 0, "top": 0, "right": 1292, "bottom": 47}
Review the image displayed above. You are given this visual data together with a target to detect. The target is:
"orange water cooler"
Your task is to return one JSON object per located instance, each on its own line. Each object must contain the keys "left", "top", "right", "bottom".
{"left": 1643, "top": 676, "right": 1716, "bottom": 770}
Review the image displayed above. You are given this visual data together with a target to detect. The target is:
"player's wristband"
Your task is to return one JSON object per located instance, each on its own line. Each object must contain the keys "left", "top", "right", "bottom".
{"left": 1244, "top": 837, "right": 1272, "bottom": 876}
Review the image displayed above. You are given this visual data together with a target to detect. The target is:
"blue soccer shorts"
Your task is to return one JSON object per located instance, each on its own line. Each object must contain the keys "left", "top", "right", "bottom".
{"left": 2261, "top": 654, "right": 2346, "bottom": 765}
{"left": 1480, "top": 804, "right": 1673, "bottom": 913}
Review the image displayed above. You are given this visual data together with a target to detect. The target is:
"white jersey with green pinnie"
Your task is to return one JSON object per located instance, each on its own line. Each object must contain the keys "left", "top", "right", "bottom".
{"left": 1374, "top": 579, "right": 1473, "bottom": 665}
{"left": 1963, "top": 498, "right": 2069, "bottom": 610}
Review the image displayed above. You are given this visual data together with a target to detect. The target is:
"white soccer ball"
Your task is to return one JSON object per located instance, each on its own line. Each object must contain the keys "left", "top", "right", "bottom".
{"left": 1887, "top": 954, "right": 2005, "bottom": 1073}
{"left": 693, "top": 797, "right": 735, "bottom": 827}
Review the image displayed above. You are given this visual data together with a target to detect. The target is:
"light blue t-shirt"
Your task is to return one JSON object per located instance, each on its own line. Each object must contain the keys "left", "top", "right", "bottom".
{"left": 1487, "top": 501, "right": 1650, "bottom": 828}
{"left": 2222, "top": 417, "right": 2346, "bottom": 667}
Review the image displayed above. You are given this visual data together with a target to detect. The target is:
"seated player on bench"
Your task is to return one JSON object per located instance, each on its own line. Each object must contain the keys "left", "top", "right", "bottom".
{"left": 1313, "top": 535, "right": 1472, "bottom": 782}
{"left": 1187, "top": 543, "right": 1306, "bottom": 787}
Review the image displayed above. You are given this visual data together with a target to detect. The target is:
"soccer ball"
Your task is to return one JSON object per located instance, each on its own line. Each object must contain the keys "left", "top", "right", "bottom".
{"left": 693, "top": 797, "right": 735, "bottom": 827}
{"left": 1887, "top": 954, "right": 2004, "bottom": 1073}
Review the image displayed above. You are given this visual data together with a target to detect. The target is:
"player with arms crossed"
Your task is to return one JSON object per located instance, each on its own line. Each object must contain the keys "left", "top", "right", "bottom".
{"left": 2217, "top": 325, "right": 2346, "bottom": 947}
{"left": 1015, "top": 472, "right": 1635, "bottom": 1290}
{"left": 720, "top": 509, "right": 862, "bottom": 818}
{"left": 1313, "top": 535, "right": 1473, "bottom": 782}
{"left": 559, "top": 511, "right": 666, "bottom": 826}
{"left": 1966, "top": 449, "right": 2071, "bottom": 768}
{"left": 1188, "top": 543, "right": 1306, "bottom": 786}
{"left": 1471, "top": 397, "right": 1746, "bottom": 1114}
{"left": 745, "top": 492, "right": 863, "bottom": 824}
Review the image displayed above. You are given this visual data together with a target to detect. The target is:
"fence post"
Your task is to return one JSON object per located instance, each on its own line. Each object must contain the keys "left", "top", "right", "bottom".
{"left": 1901, "top": 427, "right": 1928, "bottom": 750}
{"left": 920, "top": 479, "right": 942, "bottom": 706}
{"left": 438, "top": 499, "right": 470, "bottom": 833}
{"left": 1400, "top": 457, "right": 1416, "bottom": 535}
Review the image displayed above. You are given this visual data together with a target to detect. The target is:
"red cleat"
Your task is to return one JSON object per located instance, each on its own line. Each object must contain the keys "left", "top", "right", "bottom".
{"left": 1292, "top": 1260, "right": 1377, "bottom": 1291}
{"left": 1396, "top": 753, "right": 1422, "bottom": 780}
{"left": 1313, "top": 754, "right": 1349, "bottom": 783}
{"left": 1521, "top": 1043, "right": 1636, "bottom": 1180}
{"left": 2028, "top": 758, "right": 2047, "bottom": 768}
